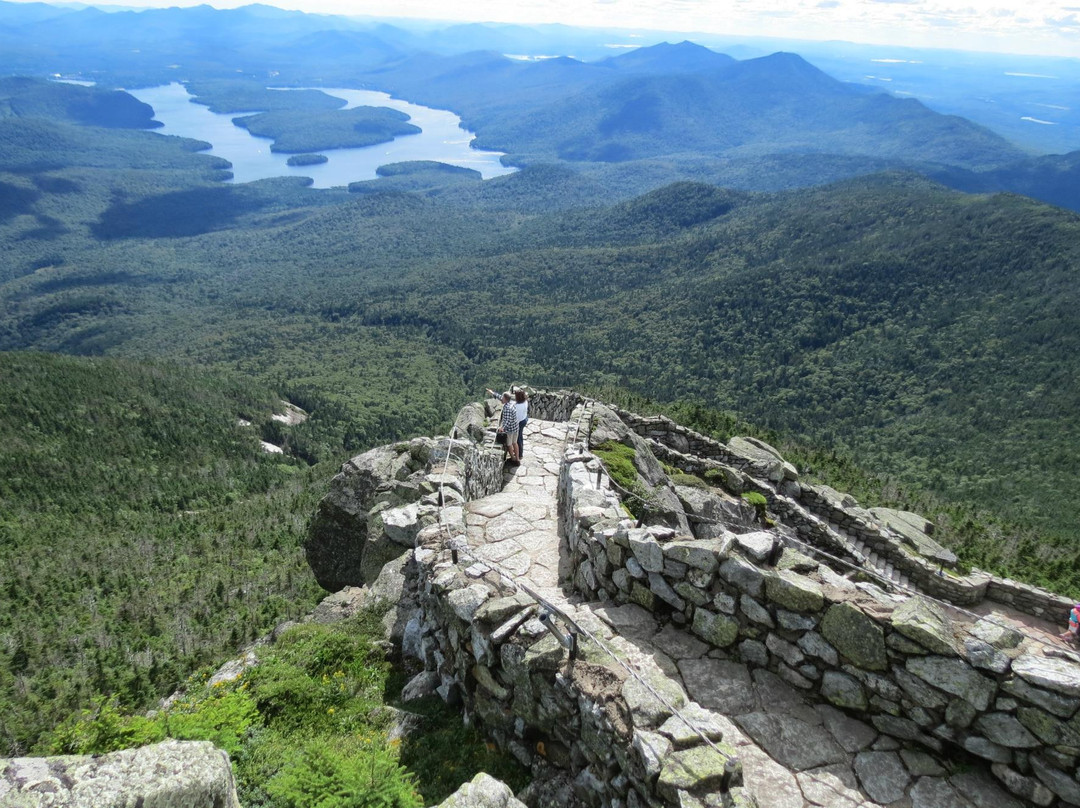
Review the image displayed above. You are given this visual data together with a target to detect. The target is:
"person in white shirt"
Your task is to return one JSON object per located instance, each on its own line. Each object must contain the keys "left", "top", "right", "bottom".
{"left": 514, "top": 388, "right": 529, "bottom": 459}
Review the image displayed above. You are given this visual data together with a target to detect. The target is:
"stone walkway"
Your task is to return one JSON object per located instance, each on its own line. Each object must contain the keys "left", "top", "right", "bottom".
{"left": 464, "top": 419, "right": 570, "bottom": 594}
{"left": 463, "top": 418, "right": 1024, "bottom": 808}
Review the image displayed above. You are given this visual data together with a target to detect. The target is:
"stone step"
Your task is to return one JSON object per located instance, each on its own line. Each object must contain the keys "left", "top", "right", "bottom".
{"left": 899, "top": 574, "right": 910, "bottom": 588}
{"left": 868, "top": 552, "right": 880, "bottom": 567}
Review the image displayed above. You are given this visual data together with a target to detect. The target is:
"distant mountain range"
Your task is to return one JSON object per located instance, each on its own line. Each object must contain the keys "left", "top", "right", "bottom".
{"left": 453, "top": 49, "right": 1024, "bottom": 168}
{"left": 0, "top": 1, "right": 1077, "bottom": 211}
{"left": 362, "top": 41, "right": 1080, "bottom": 210}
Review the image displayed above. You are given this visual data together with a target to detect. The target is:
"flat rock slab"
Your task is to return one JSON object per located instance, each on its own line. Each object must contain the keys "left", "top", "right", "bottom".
{"left": 593, "top": 603, "right": 659, "bottom": 640}
{"left": 483, "top": 511, "right": 538, "bottom": 543}
{"left": 752, "top": 668, "right": 821, "bottom": 725}
{"left": 1011, "top": 654, "right": 1080, "bottom": 697}
{"left": 0, "top": 740, "right": 240, "bottom": 808}
{"left": 467, "top": 500, "right": 516, "bottom": 519}
{"left": 853, "top": 750, "right": 911, "bottom": 804}
{"left": 796, "top": 763, "right": 865, "bottom": 808}
{"left": 816, "top": 704, "right": 878, "bottom": 753}
{"left": 737, "top": 746, "right": 804, "bottom": 808}
{"left": 493, "top": 551, "right": 532, "bottom": 578}
{"left": 735, "top": 712, "right": 847, "bottom": 771}
{"left": 657, "top": 702, "right": 728, "bottom": 747}
{"left": 910, "top": 776, "right": 972, "bottom": 808}
{"left": 679, "top": 658, "right": 756, "bottom": 715}
{"left": 474, "top": 540, "right": 525, "bottom": 563}
{"left": 652, "top": 623, "right": 710, "bottom": 660}
{"left": 948, "top": 769, "right": 1023, "bottom": 808}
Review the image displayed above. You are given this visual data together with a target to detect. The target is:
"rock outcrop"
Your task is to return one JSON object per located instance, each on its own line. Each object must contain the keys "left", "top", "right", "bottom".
{"left": 304, "top": 438, "right": 435, "bottom": 590}
{"left": 869, "top": 507, "right": 958, "bottom": 567}
{"left": 589, "top": 403, "right": 691, "bottom": 534}
{"left": 436, "top": 773, "right": 529, "bottom": 808}
{"left": 0, "top": 740, "right": 240, "bottom": 808}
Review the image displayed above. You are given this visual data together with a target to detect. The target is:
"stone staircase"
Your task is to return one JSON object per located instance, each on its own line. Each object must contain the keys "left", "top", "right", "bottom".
{"left": 831, "top": 521, "right": 910, "bottom": 589}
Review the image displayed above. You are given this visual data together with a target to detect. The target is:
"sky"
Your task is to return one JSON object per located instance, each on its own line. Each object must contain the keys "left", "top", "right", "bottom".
{"left": 38, "top": 0, "right": 1080, "bottom": 57}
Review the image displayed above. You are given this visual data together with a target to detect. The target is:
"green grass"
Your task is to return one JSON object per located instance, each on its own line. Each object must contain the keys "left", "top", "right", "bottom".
{"left": 44, "top": 611, "right": 529, "bottom": 808}
{"left": 592, "top": 440, "right": 651, "bottom": 518}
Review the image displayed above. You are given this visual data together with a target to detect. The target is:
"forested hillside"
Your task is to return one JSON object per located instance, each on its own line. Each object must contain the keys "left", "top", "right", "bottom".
{"left": 0, "top": 353, "right": 328, "bottom": 754}
{"left": 3, "top": 124, "right": 1080, "bottom": 593}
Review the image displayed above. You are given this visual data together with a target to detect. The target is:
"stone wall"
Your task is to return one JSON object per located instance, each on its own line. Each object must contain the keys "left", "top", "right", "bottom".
{"left": 409, "top": 518, "right": 749, "bottom": 808}
{"left": 305, "top": 424, "right": 505, "bottom": 592}
{"left": 987, "top": 578, "right": 1075, "bottom": 623}
{"left": 795, "top": 483, "right": 989, "bottom": 605}
{"left": 613, "top": 409, "right": 1067, "bottom": 617}
{"left": 527, "top": 390, "right": 585, "bottom": 424}
{"left": 440, "top": 434, "right": 506, "bottom": 503}
{"left": 635, "top": 431, "right": 991, "bottom": 607}
{"left": 404, "top": 403, "right": 752, "bottom": 808}
{"left": 560, "top": 446, "right": 1080, "bottom": 807}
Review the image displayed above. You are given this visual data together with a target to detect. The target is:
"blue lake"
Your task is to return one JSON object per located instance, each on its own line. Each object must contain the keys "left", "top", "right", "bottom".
{"left": 126, "top": 83, "right": 516, "bottom": 188}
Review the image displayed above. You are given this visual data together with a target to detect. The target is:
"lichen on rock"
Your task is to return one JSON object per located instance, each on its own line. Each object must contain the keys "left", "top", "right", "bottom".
{"left": 0, "top": 740, "right": 240, "bottom": 808}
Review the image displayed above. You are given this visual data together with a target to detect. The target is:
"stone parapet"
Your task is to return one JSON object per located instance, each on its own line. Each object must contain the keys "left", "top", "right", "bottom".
{"left": 612, "top": 409, "right": 753, "bottom": 471}
{"left": 527, "top": 390, "right": 585, "bottom": 424}
{"left": 409, "top": 524, "right": 749, "bottom": 808}
{"left": 439, "top": 434, "right": 505, "bottom": 503}
{"left": 613, "top": 409, "right": 1003, "bottom": 612}
{"left": 986, "top": 577, "right": 1075, "bottom": 622}
{"left": 561, "top": 443, "right": 1080, "bottom": 806}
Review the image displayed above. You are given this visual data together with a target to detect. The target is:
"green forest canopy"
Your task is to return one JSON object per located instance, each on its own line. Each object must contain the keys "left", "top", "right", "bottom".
{"left": 0, "top": 352, "right": 329, "bottom": 754}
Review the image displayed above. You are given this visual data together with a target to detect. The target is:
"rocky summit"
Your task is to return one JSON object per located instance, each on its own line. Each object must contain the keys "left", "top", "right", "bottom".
{"left": 9, "top": 390, "right": 1080, "bottom": 807}
{"left": 298, "top": 390, "right": 1080, "bottom": 808}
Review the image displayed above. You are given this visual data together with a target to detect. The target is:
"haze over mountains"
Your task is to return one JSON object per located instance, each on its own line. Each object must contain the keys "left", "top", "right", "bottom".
{"left": 2, "top": 0, "right": 1075, "bottom": 211}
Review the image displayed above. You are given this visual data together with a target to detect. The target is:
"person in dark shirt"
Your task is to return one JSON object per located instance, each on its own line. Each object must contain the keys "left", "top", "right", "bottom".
{"left": 489, "top": 389, "right": 519, "bottom": 463}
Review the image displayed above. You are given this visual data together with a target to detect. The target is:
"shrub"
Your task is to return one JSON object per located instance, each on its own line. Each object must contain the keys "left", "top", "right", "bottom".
{"left": 265, "top": 737, "right": 421, "bottom": 808}
{"left": 593, "top": 441, "right": 650, "bottom": 519}
{"left": 670, "top": 470, "right": 707, "bottom": 489}
{"left": 742, "top": 491, "right": 768, "bottom": 521}
{"left": 163, "top": 685, "right": 259, "bottom": 756}
{"left": 47, "top": 696, "right": 164, "bottom": 755}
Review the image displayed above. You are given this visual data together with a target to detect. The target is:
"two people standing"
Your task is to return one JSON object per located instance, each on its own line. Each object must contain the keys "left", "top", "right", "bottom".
{"left": 486, "top": 386, "right": 529, "bottom": 464}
